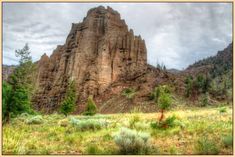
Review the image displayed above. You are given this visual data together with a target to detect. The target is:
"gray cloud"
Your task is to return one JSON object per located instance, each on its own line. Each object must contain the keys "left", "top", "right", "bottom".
{"left": 3, "top": 3, "right": 232, "bottom": 69}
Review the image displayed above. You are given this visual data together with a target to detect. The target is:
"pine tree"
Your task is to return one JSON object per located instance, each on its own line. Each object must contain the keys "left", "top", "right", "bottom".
{"left": 4, "top": 44, "right": 36, "bottom": 122}
{"left": 2, "top": 81, "right": 12, "bottom": 122}
{"left": 60, "top": 80, "right": 77, "bottom": 116}
{"left": 83, "top": 96, "right": 97, "bottom": 116}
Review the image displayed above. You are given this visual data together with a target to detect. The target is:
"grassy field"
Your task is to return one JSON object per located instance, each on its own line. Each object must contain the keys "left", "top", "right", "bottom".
{"left": 2, "top": 106, "right": 233, "bottom": 155}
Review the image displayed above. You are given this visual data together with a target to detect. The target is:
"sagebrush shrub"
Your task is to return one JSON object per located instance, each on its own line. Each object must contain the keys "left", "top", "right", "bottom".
{"left": 58, "top": 119, "right": 69, "bottom": 127}
{"left": 69, "top": 117, "right": 108, "bottom": 131}
{"left": 133, "top": 121, "right": 150, "bottom": 130}
{"left": 20, "top": 112, "right": 30, "bottom": 117}
{"left": 195, "top": 137, "right": 219, "bottom": 155}
{"left": 222, "top": 134, "right": 233, "bottom": 147}
{"left": 26, "top": 115, "right": 43, "bottom": 124}
{"left": 113, "top": 127, "right": 151, "bottom": 154}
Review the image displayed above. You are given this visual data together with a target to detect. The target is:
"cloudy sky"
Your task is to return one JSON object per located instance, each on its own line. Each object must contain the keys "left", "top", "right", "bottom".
{"left": 3, "top": 3, "right": 232, "bottom": 70}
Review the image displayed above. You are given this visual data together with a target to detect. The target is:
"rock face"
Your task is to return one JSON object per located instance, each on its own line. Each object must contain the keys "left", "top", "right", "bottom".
{"left": 2, "top": 65, "right": 16, "bottom": 81}
{"left": 33, "top": 6, "right": 147, "bottom": 112}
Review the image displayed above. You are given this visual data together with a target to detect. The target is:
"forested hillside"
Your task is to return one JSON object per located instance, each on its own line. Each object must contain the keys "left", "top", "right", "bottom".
{"left": 182, "top": 43, "right": 232, "bottom": 101}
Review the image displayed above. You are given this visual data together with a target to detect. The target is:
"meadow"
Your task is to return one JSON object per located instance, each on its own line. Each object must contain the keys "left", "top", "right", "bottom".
{"left": 2, "top": 106, "right": 233, "bottom": 155}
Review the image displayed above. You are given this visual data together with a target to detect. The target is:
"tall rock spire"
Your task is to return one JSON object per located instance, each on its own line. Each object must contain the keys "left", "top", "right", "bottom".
{"left": 33, "top": 6, "right": 147, "bottom": 112}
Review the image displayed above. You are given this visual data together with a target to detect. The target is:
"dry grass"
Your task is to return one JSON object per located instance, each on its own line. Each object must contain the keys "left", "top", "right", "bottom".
{"left": 2, "top": 106, "right": 233, "bottom": 155}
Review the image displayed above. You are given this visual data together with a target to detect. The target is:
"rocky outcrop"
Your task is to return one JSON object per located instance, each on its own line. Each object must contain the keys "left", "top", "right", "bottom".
{"left": 33, "top": 6, "right": 147, "bottom": 112}
{"left": 2, "top": 65, "right": 16, "bottom": 81}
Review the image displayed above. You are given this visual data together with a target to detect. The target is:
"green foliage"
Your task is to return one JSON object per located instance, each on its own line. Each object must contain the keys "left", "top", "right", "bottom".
{"left": 2, "top": 107, "right": 232, "bottom": 155}
{"left": 69, "top": 117, "right": 108, "bottom": 131}
{"left": 158, "top": 93, "right": 172, "bottom": 110}
{"left": 129, "top": 114, "right": 140, "bottom": 128}
{"left": 3, "top": 82, "right": 33, "bottom": 122}
{"left": 58, "top": 119, "right": 69, "bottom": 127}
{"left": 83, "top": 96, "right": 97, "bottom": 116}
{"left": 187, "top": 44, "right": 232, "bottom": 81}
{"left": 114, "top": 127, "right": 151, "bottom": 154}
{"left": 60, "top": 80, "right": 77, "bottom": 116}
{"left": 195, "top": 75, "right": 210, "bottom": 93}
{"left": 151, "top": 115, "right": 177, "bottom": 129}
{"left": 2, "top": 81, "right": 12, "bottom": 122}
{"left": 218, "top": 106, "right": 227, "bottom": 113}
{"left": 222, "top": 134, "right": 233, "bottom": 147}
{"left": 133, "top": 121, "right": 150, "bottom": 131}
{"left": 184, "top": 75, "right": 193, "bottom": 97}
{"left": 26, "top": 115, "right": 43, "bottom": 125}
{"left": 4, "top": 44, "right": 36, "bottom": 122}
{"left": 200, "top": 93, "right": 210, "bottom": 107}
{"left": 195, "top": 137, "right": 219, "bottom": 155}
{"left": 164, "top": 115, "right": 177, "bottom": 127}
{"left": 184, "top": 74, "right": 210, "bottom": 98}
{"left": 185, "top": 68, "right": 232, "bottom": 101}
{"left": 156, "top": 62, "right": 166, "bottom": 71}
{"left": 150, "top": 85, "right": 170, "bottom": 103}
{"left": 209, "top": 71, "right": 232, "bottom": 100}
{"left": 122, "top": 88, "right": 136, "bottom": 99}
{"left": 15, "top": 43, "right": 32, "bottom": 64}
{"left": 86, "top": 144, "right": 100, "bottom": 154}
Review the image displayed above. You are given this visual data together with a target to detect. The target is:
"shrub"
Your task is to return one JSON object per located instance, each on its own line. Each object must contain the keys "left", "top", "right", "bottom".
{"left": 69, "top": 118, "right": 108, "bottom": 131}
{"left": 129, "top": 114, "right": 140, "bottom": 128}
{"left": 58, "top": 119, "right": 69, "bottom": 127}
{"left": 26, "top": 115, "right": 43, "bottom": 124}
{"left": 103, "top": 133, "right": 112, "bottom": 141}
{"left": 20, "top": 112, "right": 30, "bottom": 117}
{"left": 113, "top": 127, "right": 151, "bottom": 154}
{"left": 69, "top": 117, "right": 80, "bottom": 125}
{"left": 148, "top": 92, "right": 155, "bottom": 100}
{"left": 60, "top": 80, "right": 77, "bottom": 116}
{"left": 85, "top": 144, "right": 100, "bottom": 154}
{"left": 195, "top": 137, "right": 219, "bottom": 155}
{"left": 122, "top": 88, "right": 136, "bottom": 99}
{"left": 133, "top": 121, "right": 150, "bottom": 130}
{"left": 222, "top": 134, "right": 233, "bottom": 147}
{"left": 200, "top": 93, "right": 210, "bottom": 107}
{"left": 164, "top": 115, "right": 177, "bottom": 127}
{"left": 151, "top": 115, "right": 177, "bottom": 129}
{"left": 218, "top": 106, "right": 227, "bottom": 113}
{"left": 83, "top": 96, "right": 97, "bottom": 116}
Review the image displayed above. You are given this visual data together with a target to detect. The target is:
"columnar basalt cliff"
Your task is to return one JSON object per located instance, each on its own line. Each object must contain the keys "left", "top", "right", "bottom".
{"left": 33, "top": 6, "right": 147, "bottom": 112}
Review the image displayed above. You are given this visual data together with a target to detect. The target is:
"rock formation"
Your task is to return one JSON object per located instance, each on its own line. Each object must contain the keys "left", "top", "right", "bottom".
{"left": 2, "top": 65, "right": 16, "bottom": 81}
{"left": 33, "top": 6, "right": 147, "bottom": 112}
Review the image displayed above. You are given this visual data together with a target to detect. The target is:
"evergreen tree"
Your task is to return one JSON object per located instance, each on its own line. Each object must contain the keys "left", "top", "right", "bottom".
{"left": 185, "top": 76, "right": 193, "bottom": 97}
{"left": 60, "top": 80, "right": 77, "bottom": 116}
{"left": 4, "top": 44, "right": 36, "bottom": 122}
{"left": 2, "top": 81, "right": 12, "bottom": 122}
{"left": 83, "top": 96, "right": 97, "bottom": 116}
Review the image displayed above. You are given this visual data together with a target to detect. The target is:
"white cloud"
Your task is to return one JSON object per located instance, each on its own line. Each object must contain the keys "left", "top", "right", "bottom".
{"left": 3, "top": 3, "right": 232, "bottom": 69}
